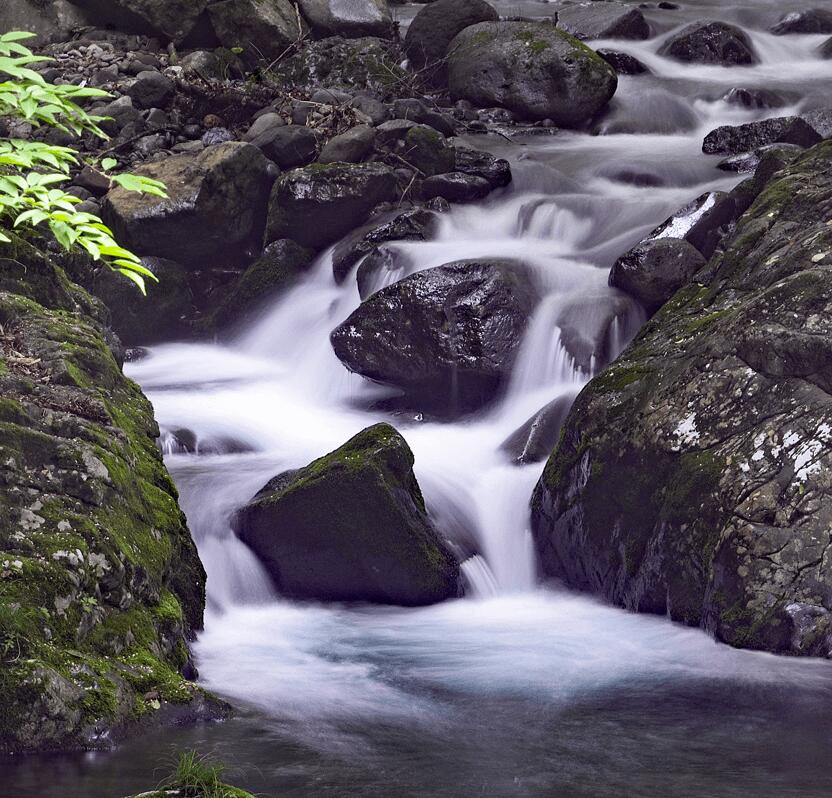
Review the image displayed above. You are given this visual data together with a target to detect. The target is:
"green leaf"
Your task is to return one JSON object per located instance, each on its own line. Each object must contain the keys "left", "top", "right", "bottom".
{"left": 100, "top": 157, "right": 117, "bottom": 171}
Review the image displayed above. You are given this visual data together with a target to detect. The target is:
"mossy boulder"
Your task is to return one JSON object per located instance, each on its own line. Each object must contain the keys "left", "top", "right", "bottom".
{"left": 658, "top": 20, "right": 757, "bottom": 65}
{"left": 0, "top": 234, "right": 213, "bottom": 752}
{"left": 446, "top": 21, "right": 617, "bottom": 126}
{"left": 403, "top": 125, "right": 455, "bottom": 177}
{"left": 234, "top": 424, "right": 460, "bottom": 605}
{"left": 531, "top": 142, "right": 832, "bottom": 658}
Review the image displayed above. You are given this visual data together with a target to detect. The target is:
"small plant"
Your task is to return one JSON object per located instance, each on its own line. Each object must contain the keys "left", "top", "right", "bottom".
{"left": 0, "top": 601, "right": 34, "bottom": 662}
{"left": 162, "top": 751, "right": 252, "bottom": 798}
{"left": 0, "top": 31, "right": 166, "bottom": 293}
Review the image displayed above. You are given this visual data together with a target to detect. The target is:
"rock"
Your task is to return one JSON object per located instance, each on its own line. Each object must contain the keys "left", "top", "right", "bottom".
{"left": 421, "top": 172, "right": 492, "bottom": 202}
{"left": 66, "top": 0, "right": 208, "bottom": 43}
{"left": 208, "top": 0, "right": 308, "bottom": 67}
{"left": 234, "top": 423, "right": 460, "bottom": 605}
{"left": 248, "top": 124, "right": 318, "bottom": 169}
{"left": 609, "top": 238, "right": 706, "bottom": 312}
{"left": 212, "top": 240, "right": 314, "bottom": 330}
{"left": 180, "top": 50, "right": 225, "bottom": 80}
{"left": 721, "top": 87, "right": 786, "bottom": 109}
{"left": 102, "top": 141, "right": 274, "bottom": 267}
{"left": 530, "top": 141, "right": 832, "bottom": 659}
{"left": 244, "top": 112, "right": 286, "bottom": 142}
{"left": 403, "top": 0, "right": 499, "bottom": 83}
{"left": 658, "top": 20, "right": 757, "bottom": 65}
{"left": 265, "top": 162, "right": 398, "bottom": 250}
{"left": 356, "top": 245, "right": 411, "bottom": 298}
{"left": 201, "top": 128, "right": 234, "bottom": 147}
{"left": 98, "top": 96, "right": 140, "bottom": 136}
{"left": 447, "top": 21, "right": 618, "bottom": 126}
{"left": 453, "top": 146, "right": 512, "bottom": 188}
{"left": 318, "top": 125, "right": 376, "bottom": 163}
{"left": 717, "top": 142, "right": 805, "bottom": 174}
{"left": 296, "top": 0, "right": 393, "bottom": 38}
{"left": 125, "top": 71, "right": 174, "bottom": 110}
{"left": 500, "top": 394, "right": 577, "bottom": 464}
{"left": 330, "top": 259, "right": 538, "bottom": 412}
{"left": 702, "top": 116, "right": 822, "bottom": 155}
{"left": 597, "top": 48, "right": 650, "bottom": 74}
{"left": 311, "top": 88, "right": 353, "bottom": 105}
{"left": 0, "top": 0, "right": 94, "bottom": 45}
{"left": 556, "top": 2, "right": 650, "bottom": 40}
{"left": 820, "top": 36, "right": 832, "bottom": 59}
{"left": 331, "top": 207, "right": 435, "bottom": 282}
{"left": 404, "top": 126, "right": 455, "bottom": 176}
{"left": 770, "top": 8, "right": 832, "bottom": 35}
{"left": 350, "top": 95, "right": 389, "bottom": 125}
{"left": 376, "top": 118, "right": 421, "bottom": 145}
{"left": 799, "top": 108, "right": 832, "bottom": 139}
{"left": 75, "top": 165, "right": 112, "bottom": 196}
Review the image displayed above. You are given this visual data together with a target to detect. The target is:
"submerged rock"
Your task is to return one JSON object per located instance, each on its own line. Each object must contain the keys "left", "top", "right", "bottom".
{"left": 658, "top": 20, "right": 757, "bottom": 65}
{"left": 702, "top": 116, "right": 822, "bottom": 155}
{"left": 330, "top": 259, "right": 538, "bottom": 413}
{"left": 234, "top": 424, "right": 460, "bottom": 605}
{"left": 447, "top": 21, "right": 618, "bottom": 126}
{"left": 531, "top": 141, "right": 832, "bottom": 659}
{"left": 556, "top": 2, "right": 650, "bottom": 41}
{"left": 501, "top": 393, "right": 577, "bottom": 464}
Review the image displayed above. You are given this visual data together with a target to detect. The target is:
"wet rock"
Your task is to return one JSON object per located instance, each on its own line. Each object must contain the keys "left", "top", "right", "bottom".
{"left": 332, "top": 207, "right": 435, "bottom": 283}
{"left": 658, "top": 20, "right": 757, "bottom": 65}
{"left": 421, "top": 172, "right": 492, "bottom": 202}
{"left": 820, "top": 36, "right": 832, "bottom": 59}
{"left": 447, "top": 21, "right": 618, "bottom": 126}
{"left": 102, "top": 141, "right": 274, "bottom": 267}
{"left": 318, "top": 124, "right": 376, "bottom": 163}
{"left": 247, "top": 124, "right": 318, "bottom": 169}
{"left": 356, "top": 245, "right": 411, "bottom": 298}
{"left": 453, "top": 146, "right": 512, "bottom": 188}
{"left": 265, "top": 162, "right": 398, "bottom": 250}
{"left": 556, "top": 2, "right": 650, "bottom": 40}
{"left": 770, "top": 8, "right": 832, "bottom": 35}
{"left": 597, "top": 49, "right": 651, "bottom": 75}
{"left": 297, "top": 0, "right": 393, "bottom": 38}
{"left": 404, "top": 0, "right": 498, "bottom": 84}
{"left": 702, "top": 116, "right": 822, "bottom": 155}
{"left": 212, "top": 239, "right": 314, "bottom": 330}
{"left": 720, "top": 87, "right": 786, "bottom": 109}
{"left": 800, "top": 107, "right": 832, "bottom": 139}
{"left": 716, "top": 142, "right": 804, "bottom": 174}
{"left": 66, "top": 0, "right": 209, "bottom": 43}
{"left": 609, "top": 237, "right": 706, "bottom": 312}
{"left": 234, "top": 423, "right": 460, "bottom": 605}
{"left": 530, "top": 141, "right": 832, "bottom": 659}
{"left": 208, "top": 0, "right": 308, "bottom": 67}
{"left": 330, "top": 259, "right": 538, "bottom": 412}
{"left": 404, "top": 125, "right": 455, "bottom": 176}
{"left": 500, "top": 393, "right": 577, "bottom": 464}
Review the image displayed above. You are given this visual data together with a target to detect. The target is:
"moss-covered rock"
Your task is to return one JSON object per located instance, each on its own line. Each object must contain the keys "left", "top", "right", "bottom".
{"left": 234, "top": 423, "right": 460, "bottom": 605}
{"left": 531, "top": 141, "right": 832, "bottom": 658}
{"left": 0, "top": 234, "right": 214, "bottom": 753}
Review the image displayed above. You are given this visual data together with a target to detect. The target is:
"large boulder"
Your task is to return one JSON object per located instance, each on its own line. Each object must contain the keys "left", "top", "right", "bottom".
{"left": 234, "top": 424, "right": 460, "bottom": 605}
{"left": 447, "top": 21, "right": 618, "bottom": 126}
{"left": 248, "top": 124, "right": 318, "bottom": 169}
{"left": 531, "top": 141, "right": 832, "bottom": 659}
{"left": 556, "top": 2, "right": 650, "bottom": 41}
{"left": 703, "top": 116, "right": 823, "bottom": 155}
{"left": 404, "top": 0, "right": 498, "bottom": 82}
{"left": 330, "top": 259, "right": 538, "bottom": 412}
{"left": 208, "top": 0, "right": 308, "bottom": 67}
{"left": 67, "top": 0, "right": 208, "bottom": 43}
{"left": 770, "top": 8, "right": 832, "bottom": 35}
{"left": 453, "top": 145, "right": 512, "bottom": 188}
{"left": 264, "top": 162, "right": 397, "bottom": 250}
{"left": 0, "top": 0, "right": 94, "bottom": 45}
{"left": 296, "top": 0, "right": 393, "bottom": 38}
{"left": 102, "top": 142, "right": 275, "bottom": 268}
{"left": 658, "top": 20, "right": 757, "bottom": 65}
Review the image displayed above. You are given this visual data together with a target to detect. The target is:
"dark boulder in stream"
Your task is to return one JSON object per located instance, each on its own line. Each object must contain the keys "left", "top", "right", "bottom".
{"left": 658, "top": 20, "right": 757, "bottom": 65}
{"left": 330, "top": 259, "right": 538, "bottom": 413}
{"left": 531, "top": 142, "right": 832, "bottom": 659}
{"left": 702, "top": 116, "right": 822, "bottom": 155}
{"left": 555, "top": 2, "right": 651, "bottom": 41}
{"left": 769, "top": 8, "right": 832, "bottom": 34}
{"left": 234, "top": 423, "right": 460, "bottom": 605}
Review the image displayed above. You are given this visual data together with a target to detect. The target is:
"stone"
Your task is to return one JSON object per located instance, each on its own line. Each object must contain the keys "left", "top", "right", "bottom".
{"left": 447, "top": 21, "right": 618, "bottom": 126}
{"left": 500, "top": 393, "right": 577, "bottom": 464}
{"left": 356, "top": 245, "right": 411, "bottom": 299}
{"left": 403, "top": 125, "right": 455, "bottom": 176}
{"left": 350, "top": 95, "right": 389, "bottom": 125}
{"left": 180, "top": 50, "right": 225, "bottom": 80}
{"left": 234, "top": 423, "right": 460, "bottom": 605}
{"left": 658, "top": 20, "right": 757, "bottom": 65}
{"left": 296, "top": 0, "right": 393, "bottom": 38}
{"left": 264, "top": 162, "right": 398, "bottom": 250}
{"left": 530, "top": 141, "right": 832, "bottom": 659}
{"left": 244, "top": 112, "right": 286, "bottom": 142}
{"left": 330, "top": 259, "right": 538, "bottom": 412}
{"left": 702, "top": 116, "right": 823, "bottom": 155}
{"left": 597, "top": 48, "right": 650, "bottom": 75}
{"left": 318, "top": 125, "right": 376, "bottom": 163}
{"left": 421, "top": 172, "right": 492, "bottom": 203}
{"left": 0, "top": 0, "right": 95, "bottom": 45}
{"left": 97, "top": 96, "right": 140, "bottom": 136}
{"left": 102, "top": 142, "right": 274, "bottom": 267}
{"left": 820, "top": 36, "right": 832, "bottom": 59}
{"left": 556, "top": 2, "right": 650, "bottom": 40}
{"left": 247, "top": 124, "right": 318, "bottom": 169}
{"left": 66, "top": 0, "right": 209, "bottom": 43}
{"left": 770, "top": 8, "right": 832, "bottom": 35}
{"left": 721, "top": 87, "right": 786, "bottom": 110}
{"left": 125, "top": 71, "right": 174, "bottom": 110}
{"left": 453, "top": 145, "right": 512, "bottom": 188}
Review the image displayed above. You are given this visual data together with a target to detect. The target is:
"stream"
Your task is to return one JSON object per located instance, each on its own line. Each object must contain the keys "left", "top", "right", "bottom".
{"left": 7, "top": 1, "right": 832, "bottom": 795}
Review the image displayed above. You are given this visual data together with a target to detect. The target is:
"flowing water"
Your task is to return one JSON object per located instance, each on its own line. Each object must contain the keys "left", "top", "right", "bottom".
{"left": 8, "top": 2, "right": 832, "bottom": 795}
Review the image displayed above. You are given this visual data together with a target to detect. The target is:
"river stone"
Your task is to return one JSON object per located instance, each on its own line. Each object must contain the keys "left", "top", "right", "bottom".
{"left": 609, "top": 237, "right": 706, "bottom": 313}
{"left": 248, "top": 124, "right": 318, "bottom": 168}
{"left": 453, "top": 146, "right": 512, "bottom": 188}
{"left": 447, "top": 21, "right": 618, "bottom": 126}
{"left": 234, "top": 423, "right": 460, "bottom": 605}
{"left": 264, "top": 162, "right": 398, "bottom": 250}
{"left": 356, "top": 245, "right": 412, "bottom": 299}
{"left": 208, "top": 0, "right": 308, "bottom": 67}
{"left": 102, "top": 142, "right": 275, "bottom": 267}
{"left": 531, "top": 140, "right": 832, "bottom": 659}
{"left": 658, "top": 20, "right": 757, "bottom": 65}
{"left": 500, "top": 393, "right": 577, "bottom": 464}
{"left": 404, "top": 0, "right": 499, "bottom": 83}
{"left": 318, "top": 125, "right": 376, "bottom": 164}
{"left": 66, "top": 0, "right": 208, "bottom": 42}
{"left": 821, "top": 37, "right": 832, "bottom": 59}
{"left": 296, "top": 0, "right": 393, "bottom": 38}
{"left": 421, "top": 172, "right": 492, "bottom": 203}
{"left": 597, "top": 49, "right": 651, "bottom": 75}
{"left": 330, "top": 259, "right": 538, "bottom": 412}
{"left": 556, "top": 2, "right": 650, "bottom": 41}
{"left": 770, "top": 8, "right": 832, "bottom": 35}
{"left": 404, "top": 126, "right": 456, "bottom": 176}
{"left": 702, "top": 116, "right": 823, "bottom": 155}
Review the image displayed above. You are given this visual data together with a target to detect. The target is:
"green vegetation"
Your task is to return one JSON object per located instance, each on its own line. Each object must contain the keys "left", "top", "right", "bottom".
{"left": 158, "top": 751, "right": 255, "bottom": 798}
{"left": 0, "top": 31, "right": 166, "bottom": 293}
